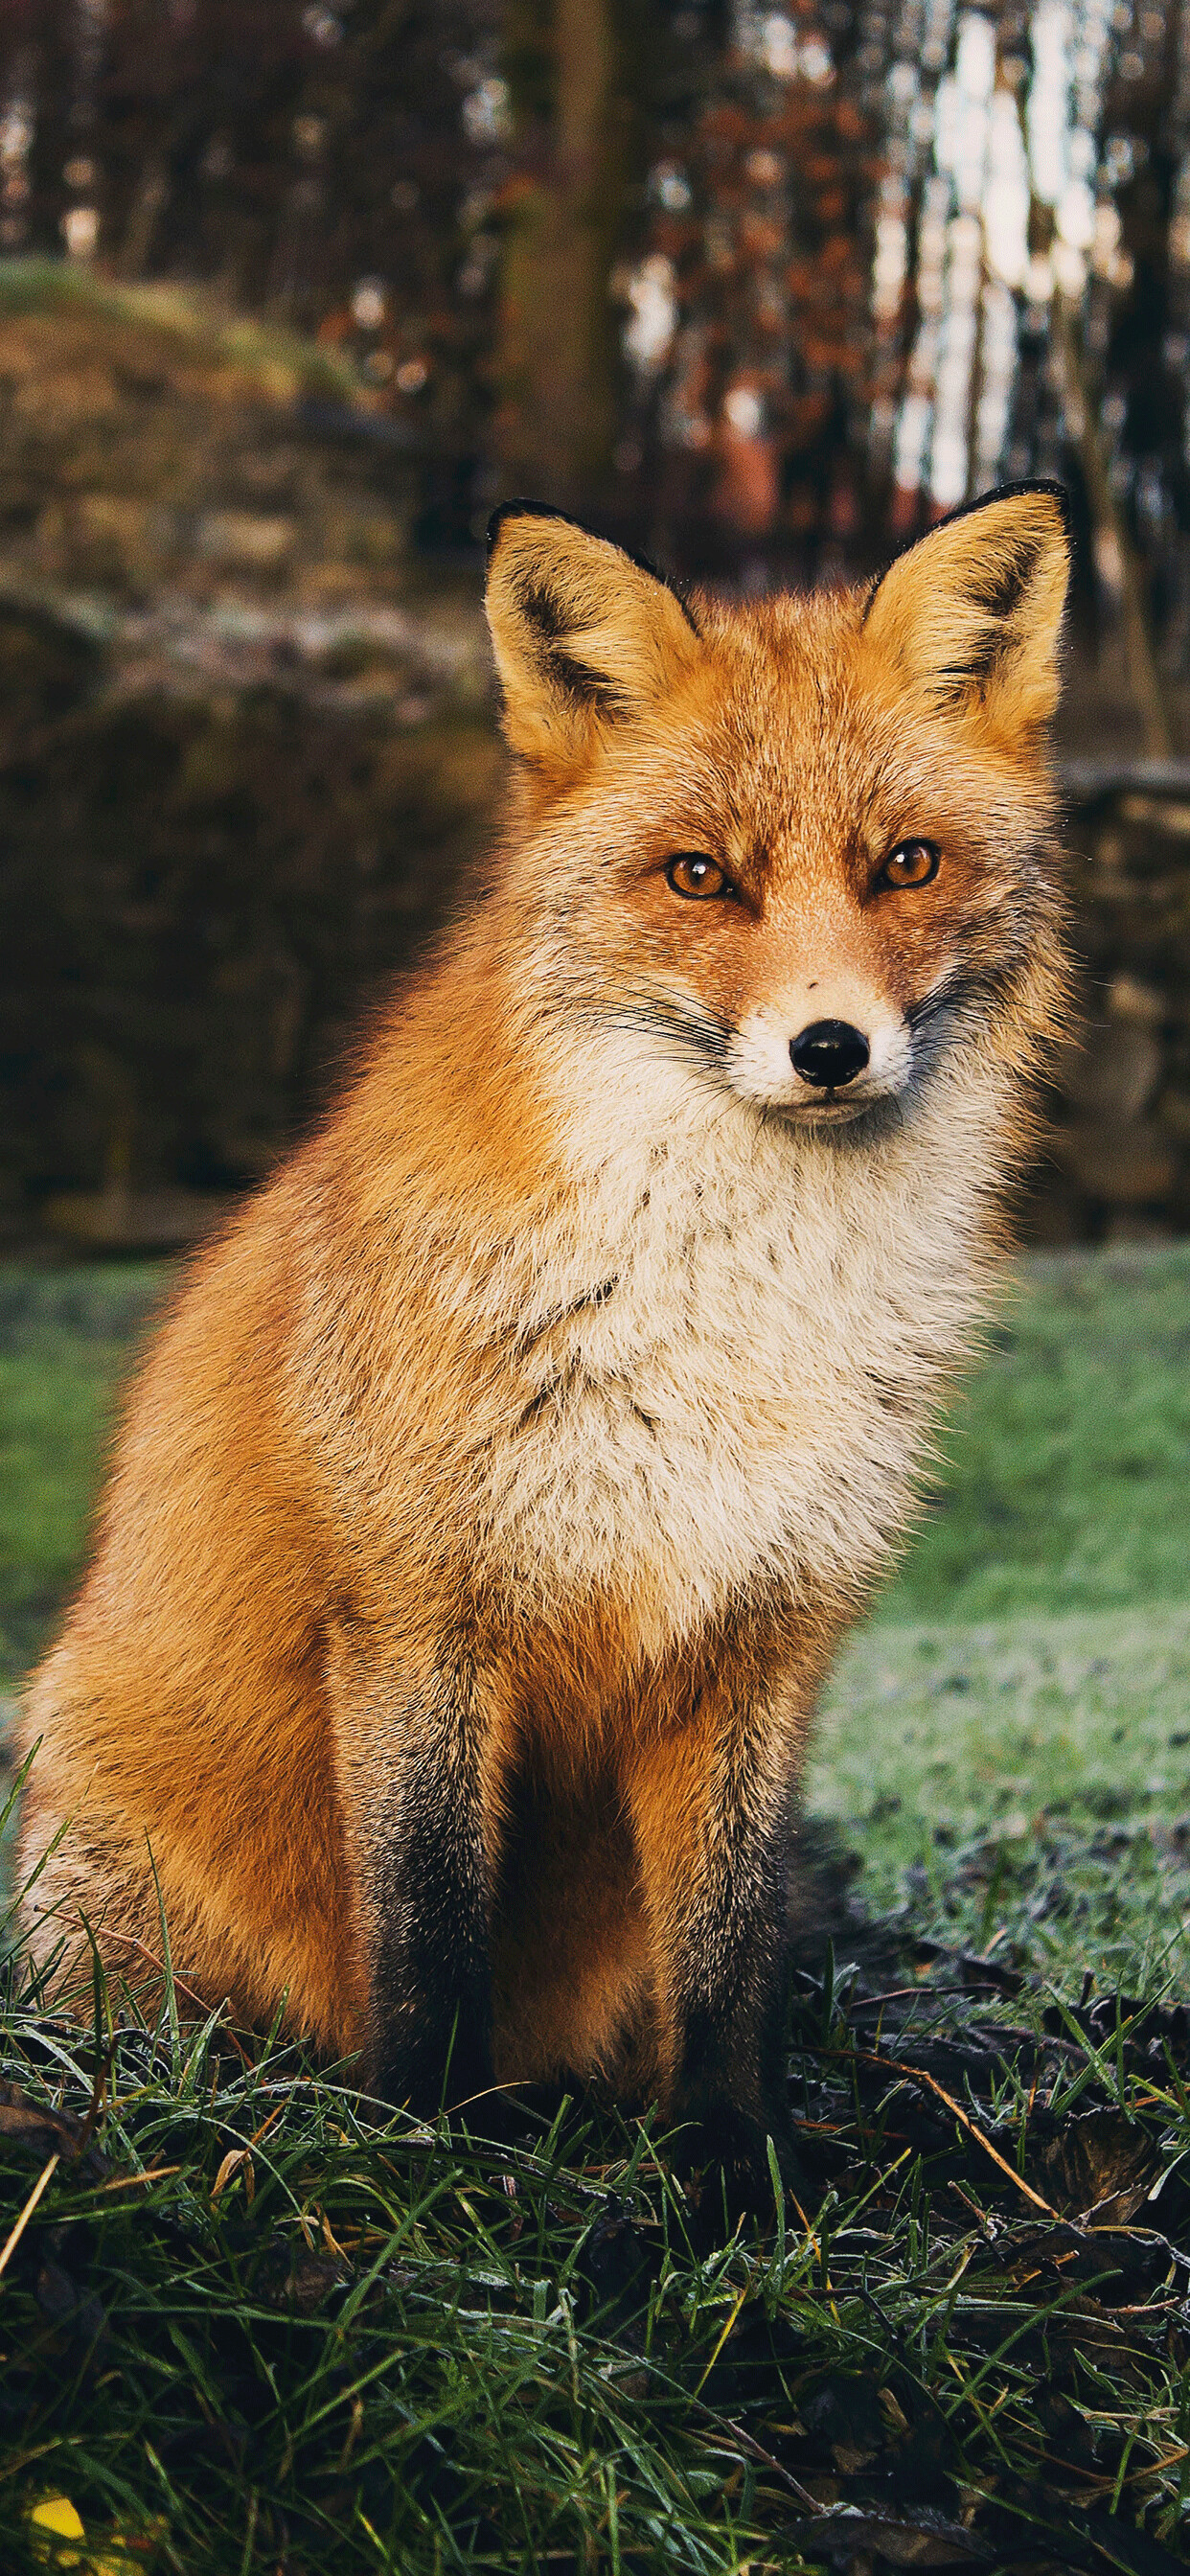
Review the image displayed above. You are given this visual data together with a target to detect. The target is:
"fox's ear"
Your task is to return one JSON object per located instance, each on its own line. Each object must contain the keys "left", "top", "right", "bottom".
{"left": 485, "top": 502, "right": 701, "bottom": 779}
{"left": 862, "top": 483, "right": 1070, "bottom": 733}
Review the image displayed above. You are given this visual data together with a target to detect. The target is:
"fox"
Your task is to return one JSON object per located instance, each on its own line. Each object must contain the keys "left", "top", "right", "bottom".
{"left": 16, "top": 481, "right": 1070, "bottom": 2201}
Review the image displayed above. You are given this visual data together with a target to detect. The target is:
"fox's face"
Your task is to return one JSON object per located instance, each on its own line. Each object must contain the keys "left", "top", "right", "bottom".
{"left": 485, "top": 490, "right": 1069, "bottom": 1133}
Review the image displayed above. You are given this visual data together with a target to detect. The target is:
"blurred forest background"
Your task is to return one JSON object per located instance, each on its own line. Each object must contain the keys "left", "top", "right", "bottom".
{"left": 1, "top": 0, "right": 1189, "bottom": 1246}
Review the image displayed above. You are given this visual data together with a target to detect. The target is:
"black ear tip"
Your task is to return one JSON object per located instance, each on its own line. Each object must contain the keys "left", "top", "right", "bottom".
{"left": 948, "top": 477, "right": 1073, "bottom": 540}
{"left": 997, "top": 476, "right": 1072, "bottom": 538}
{"left": 484, "top": 500, "right": 703, "bottom": 638}
{"left": 486, "top": 497, "right": 586, "bottom": 557}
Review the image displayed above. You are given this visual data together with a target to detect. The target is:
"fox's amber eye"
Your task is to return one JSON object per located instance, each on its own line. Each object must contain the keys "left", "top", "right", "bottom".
{"left": 879, "top": 840, "right": 939, "bottom": 891}
{"left": 666, "top": 854, "right": 731, "bottom": 900}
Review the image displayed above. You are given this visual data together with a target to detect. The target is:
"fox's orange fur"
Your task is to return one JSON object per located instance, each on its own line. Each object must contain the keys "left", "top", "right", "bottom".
{"left": 17, "top": 485, "right": 1071, "bottom": 2193}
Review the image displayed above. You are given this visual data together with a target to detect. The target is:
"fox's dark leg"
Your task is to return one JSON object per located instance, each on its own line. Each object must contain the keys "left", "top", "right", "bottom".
{"left": 627, "top": 1691, "right": 804, "bottom": 2209}
{"left": 329, "top": 1631, "right": 505, "bottom": 2115}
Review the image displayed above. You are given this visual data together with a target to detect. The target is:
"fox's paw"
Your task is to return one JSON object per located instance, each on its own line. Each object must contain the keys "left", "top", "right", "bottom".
{"left": 674, "top": 2099, "right": 808, "bottom": 2231}
{"left": 366, "top": 2023, "right": 494, "bottom": 2125}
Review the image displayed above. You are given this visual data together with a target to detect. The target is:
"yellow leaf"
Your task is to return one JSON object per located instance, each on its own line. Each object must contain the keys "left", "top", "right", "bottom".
{"left": 27, "top": 2494, "right": 162, "bottom": 2571}
{"left": 30, "top": 2496, "right": 86, "bottom": 2541}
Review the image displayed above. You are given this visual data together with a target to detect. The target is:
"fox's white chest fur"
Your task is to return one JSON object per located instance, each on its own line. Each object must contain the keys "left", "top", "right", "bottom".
{"left": 462, "top": 1040, "right": 1009, "bottom": 1661}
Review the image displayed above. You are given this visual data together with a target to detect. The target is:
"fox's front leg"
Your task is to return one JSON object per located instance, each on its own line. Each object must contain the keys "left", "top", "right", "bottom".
{"left": 628, "top": 1690, "right": 805, "bottom": 2209}
{"left": 329, "top": 1629, "right": 505, "bottom": 2114}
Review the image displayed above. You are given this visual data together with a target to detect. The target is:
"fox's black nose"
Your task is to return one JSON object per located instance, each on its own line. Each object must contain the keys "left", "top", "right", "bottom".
{"left": 790, "top": 1020, "right": 870, "bottom": 1088}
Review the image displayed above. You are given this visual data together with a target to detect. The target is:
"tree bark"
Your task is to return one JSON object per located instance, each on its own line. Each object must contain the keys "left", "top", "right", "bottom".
{"left": 1051, "top": 294, "right": 1172, "bottom": 760}
{"left": 496, "top": 0, "right": 629, "bottom": 505}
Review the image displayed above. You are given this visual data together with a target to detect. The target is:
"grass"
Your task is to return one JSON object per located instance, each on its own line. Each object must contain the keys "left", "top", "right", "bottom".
{"left": 813, "top": 1602, "right": 1190, "bottom": 1903}
{"left": 5, "top": 1827, "right": 1190, "bottom": 2574}
{"left": 0, "top": 255, "right": 363, "bottom": 401}
{"left": 1, "top": 1243, "right": 1189, "bottom": 2571}
{"left": 873, "top": 1248, "right": 1190, "bottom": 1623}
{"left": 810, "top": 1244, "right": 1190, "bottom": 1944}
{"left": 0, "top": 1268, "right": 166, "bottom": 1681}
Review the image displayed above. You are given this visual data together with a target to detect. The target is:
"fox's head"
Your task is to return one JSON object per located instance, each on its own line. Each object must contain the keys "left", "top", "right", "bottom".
{"left": 484, "top": 488, "right": 1070, "bottom": 1134}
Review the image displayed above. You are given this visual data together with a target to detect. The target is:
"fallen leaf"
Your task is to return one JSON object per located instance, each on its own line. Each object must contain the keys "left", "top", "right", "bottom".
{"left": 1040, "top": 2110, "right": 1156, "bottom": 2223}
{"left": 0, "top": 2082, "right": 108, "bottom": 2176}
{"left": 781, "top": 2502, "right": 992, "bottom": 2564}
{"left": 30, "top": 2496, "right": 86, "bottom": 2542}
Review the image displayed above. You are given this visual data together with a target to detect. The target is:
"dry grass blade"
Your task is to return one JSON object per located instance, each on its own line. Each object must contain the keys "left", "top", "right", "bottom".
{"left": 854, "top": 2049, "right": 1060, "bottom": 2218}
{"left": 0, "top": 2150, "right": 59, "bottom": 2281}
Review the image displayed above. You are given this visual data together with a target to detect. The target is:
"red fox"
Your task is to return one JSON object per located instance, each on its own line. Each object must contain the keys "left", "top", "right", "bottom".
{"left": 17, "top": 484, "right": 1070, "bottom": 2198}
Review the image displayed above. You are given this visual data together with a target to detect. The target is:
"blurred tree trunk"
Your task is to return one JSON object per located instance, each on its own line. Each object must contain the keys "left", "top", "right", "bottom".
{"left": 117, "top": 152, "right": 169, "bottom": 277}
{"left": 496, "top": 0, "right": 631, "bottom": 505}
{"left": 1051, "top": 295, "right": 1173, "bottom": 759}
{"left": 27, "top": 1, "right": 74, "bottom": 257}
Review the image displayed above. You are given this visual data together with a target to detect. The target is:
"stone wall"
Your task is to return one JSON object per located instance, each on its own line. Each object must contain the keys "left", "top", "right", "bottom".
{"left": 0, "top": 588, "right": 501, "bottom": 1251}
{"left": 1037, "top": 764, "right": 1190, "bottom": 1242}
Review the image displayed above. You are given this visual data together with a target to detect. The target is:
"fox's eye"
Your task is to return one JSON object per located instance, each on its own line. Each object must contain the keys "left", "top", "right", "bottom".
{"left": 879, "top": 840, "right": 939, "bottom": 891}
{"left": 666, "top": 854, "right": 731, "bottom": 900}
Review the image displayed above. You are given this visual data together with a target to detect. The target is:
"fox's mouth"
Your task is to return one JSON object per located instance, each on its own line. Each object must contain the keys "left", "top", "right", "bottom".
{"left": 774, "top": 1085, "right": 893, "bottom": 1127}
{"left": 791, "top": 1087, "right": 863, "bottom": 1110}
{"left": 723, "top": 1061, "right": 910, "bottom": 1130}
{"left": 717, "top": 1069, "right": 898, "bottom": 1132}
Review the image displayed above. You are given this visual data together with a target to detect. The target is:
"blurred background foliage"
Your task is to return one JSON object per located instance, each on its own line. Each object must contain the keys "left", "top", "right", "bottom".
{"left": 0, "top": 0, "right": 1189, "bottom": 1242}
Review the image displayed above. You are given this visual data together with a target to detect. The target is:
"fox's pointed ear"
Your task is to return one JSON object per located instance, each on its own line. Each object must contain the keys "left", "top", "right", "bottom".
{"left": 485, "top": 502, "right": 701, "bottom": 779}
{"left": 861, "top": 483, "right": 1070, "bottom": 733}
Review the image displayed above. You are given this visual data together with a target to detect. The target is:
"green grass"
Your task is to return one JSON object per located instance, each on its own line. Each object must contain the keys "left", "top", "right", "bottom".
{"left": 0, "top": 254, "right": 363, "bottom": 400}
{"left": 4, "top": 1816, "right": 1190, "bottom": 2574}
{"left": 2, "top": 1245, "right": 1190, "bottom": 2571}
{"left": 0, "top": 1268, "right": 165, "bottom": 1680}
{"left": 813, "top": 1599, "right": 1190, "bottom": 1897}
{"left": 876, "top": 1247, "right": 1190, "bottom": 1623}
{"left": 808, "top": 1245, "right": 1190, "bottom": 1943}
